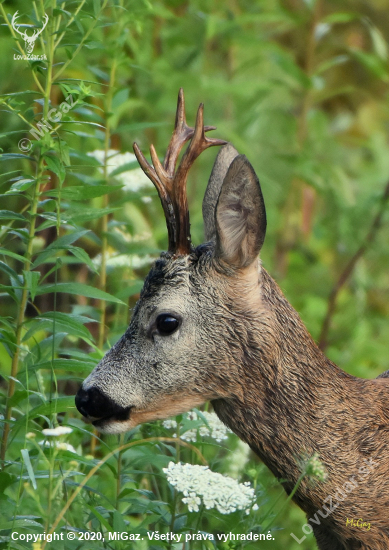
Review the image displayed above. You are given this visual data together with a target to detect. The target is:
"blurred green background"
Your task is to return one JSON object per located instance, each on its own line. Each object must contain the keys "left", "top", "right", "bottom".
{"left": 0, "top": 0, "right": 388, "bottom": 548}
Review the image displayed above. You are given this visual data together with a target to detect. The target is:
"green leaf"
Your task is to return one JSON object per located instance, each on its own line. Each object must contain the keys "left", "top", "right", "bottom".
{"left": 21, "top": 449, "right": 37, "bottom": 490}
{"left": 23, "top": 270, "right": 40, "bottom": 301}
{"left": 36, "top": 283, "right": 125, "bottom": 304}
{"left": 32, "top": 358, "right": 97, "bottom": 372}
{"left": 69, "top": 246, "right": 97, "bottom": 272}
{"left": 0, "top": 519, "right": 43, "bottom": 531}
{"left": 351, "top": 50, "right": 389, "bottom": 80}
{"left": 46, "top": 229, "right": 91, "bottom": 251}
{"left": 0, "top": 210, "right": 26, "bottom": 221}
{"left": 0, "top": 153, "right": 35, "bottom": 161}
{"left": 93, "top": 0, "right": 101, "bottom": 17}
{"left": 85, "top": 503, "right": 113, "bottom": 533}
{"left": 0, "top": 472, "right": 18, "bottom": 492}
{"left": 65, "top": 206, "right": 119, "bottom": 223}
{"left": 45, "top": 184, "right": 122, "bottom": 200}
{"left": 0, "top": 260, "right": 17, "bottom": 280}
{"left": 32, "top": 229, "right": 90, "bottom": 268}
{"left": 112, "top": 88, "right": 129, "bottom": 110}
{"left": 6, "top": 178, "right": 36, "bottom": 194}
{"left": 12, "top": 397, "right": 76, "bottom": 433}
{"left": 0, "top": 248, "right": 27, "bottom": 263}
{"left": 23, "top": 312, "right": 94, "bottom": 342}
{"left": 43, "top": 155, "right": 66, "bottom": 183}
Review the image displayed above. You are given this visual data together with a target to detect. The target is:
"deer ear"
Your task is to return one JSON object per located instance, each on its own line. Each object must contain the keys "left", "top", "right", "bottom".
{"left": 214, "top": 155, "right": 266, "bottom": 269}
{"left": 203, "top": 143, "right": 239, "bottom": 242}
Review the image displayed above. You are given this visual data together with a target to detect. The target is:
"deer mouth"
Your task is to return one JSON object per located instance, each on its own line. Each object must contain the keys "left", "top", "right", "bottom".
{"left": 91, "top": 406, "right": 132, "bottom": 429}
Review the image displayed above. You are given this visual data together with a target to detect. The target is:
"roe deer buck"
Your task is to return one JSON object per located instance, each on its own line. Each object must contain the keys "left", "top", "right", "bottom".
{"left": 76, "top": 89, "right": 389, "bottom": 550}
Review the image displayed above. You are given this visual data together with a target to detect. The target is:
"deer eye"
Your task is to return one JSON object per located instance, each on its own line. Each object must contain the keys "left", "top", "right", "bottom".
{"left": 156, "top": 314, "right": 180, "bottom": 336}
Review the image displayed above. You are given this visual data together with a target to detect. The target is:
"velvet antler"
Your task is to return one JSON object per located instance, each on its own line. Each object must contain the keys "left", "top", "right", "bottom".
{"left": 133, "top": 88, "right": 227, "bottom": 255}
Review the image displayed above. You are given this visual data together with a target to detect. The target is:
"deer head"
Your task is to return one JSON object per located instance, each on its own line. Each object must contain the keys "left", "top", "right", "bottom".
{"left": 76, "top": 89, "right": 267, "bottom": 434}
{"left": 11, "top": 11, "right": 48, "bottom": 54}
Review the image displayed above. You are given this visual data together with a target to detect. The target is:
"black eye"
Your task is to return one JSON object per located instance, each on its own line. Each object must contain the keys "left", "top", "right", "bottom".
{"left": 156, "top": 314, "right": 180, "bottom": 336}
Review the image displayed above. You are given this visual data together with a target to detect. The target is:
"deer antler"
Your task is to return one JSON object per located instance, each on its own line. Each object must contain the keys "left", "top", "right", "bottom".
{"left": 133, "top": 88, "right": 227, "bottom": 255}
{"left": 11, "top": 11, "right": 26, "bottom": 38}
{"left": 32, "top": 12, "right": 49, "bottom": 39}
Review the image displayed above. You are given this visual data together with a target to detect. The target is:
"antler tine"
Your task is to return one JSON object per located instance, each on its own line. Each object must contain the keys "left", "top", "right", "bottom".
{"left": 150, "top": 144, "right": 170, "bottom": 189}
{"left": 133, "top": 142, "right": 176, "bottom": 251}
{"left": 163, "top": 89, "right": 219, "bottom": 176}
{"left": 163, "top": 88, "right": 194, "bottom": 176}
{"left": 176, "top": 103, "right": 227, "bottom": 184}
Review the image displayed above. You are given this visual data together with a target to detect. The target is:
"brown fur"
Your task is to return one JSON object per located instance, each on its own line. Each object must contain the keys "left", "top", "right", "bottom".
{"left": 213, "top": 266, "right": 389, "bottom": 550}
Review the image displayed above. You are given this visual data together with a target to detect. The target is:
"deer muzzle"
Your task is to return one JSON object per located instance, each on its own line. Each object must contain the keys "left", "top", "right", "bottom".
{"left": 75, "top": 386, "right": 132, "bottom": 427}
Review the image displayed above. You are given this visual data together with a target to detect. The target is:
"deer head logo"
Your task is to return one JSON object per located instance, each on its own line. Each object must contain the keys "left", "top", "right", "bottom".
{"left": 11, "top": 11, "right": 48, "bottom": 54}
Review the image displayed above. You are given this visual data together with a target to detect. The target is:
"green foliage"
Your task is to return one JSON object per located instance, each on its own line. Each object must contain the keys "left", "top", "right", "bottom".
{"left": 0, "top": 0, "right": 388, "bottom": 549}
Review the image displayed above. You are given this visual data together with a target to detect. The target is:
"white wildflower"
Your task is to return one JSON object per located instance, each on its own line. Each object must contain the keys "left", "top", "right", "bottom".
{"left": 182, "top": 492, "right": 201, "bottom": 512}
{"left": 88, "top": 150, "right": 152, "bottom": 191}
{"left": 163, "top": 462, "right": 257, "bottom": 515}
{"left": 40, "top": 441, "right": 78, "bottom": 454}
{"left": 55, "top": 442, "right": 78, "bottom": 454}
{"left": 163, "top": 411, "right": 231, "bottom": 443}
{"left": 162, "top": 419, "right": 177, "bottom": 429}
{"left": 42, "top": 426, "right": 73, "bottom": 437}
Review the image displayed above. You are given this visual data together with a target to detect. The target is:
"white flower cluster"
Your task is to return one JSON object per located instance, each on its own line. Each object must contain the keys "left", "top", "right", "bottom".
{"left": 163, "top": 462, "right": 258, "bottom": 515}
{"left": 162, "top": 411, "right": 231, "bottom": 443}
{"left": 88, "top": 150, "right": 152, "bottom": 192}
{"left": 162, "top": 419, "right": 177, "bottom": 429}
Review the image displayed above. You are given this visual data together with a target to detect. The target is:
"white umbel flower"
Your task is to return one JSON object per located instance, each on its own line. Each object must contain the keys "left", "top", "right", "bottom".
{"left": 182, "top": 492, "right": 201, "bottom": 513}
{"left": 162, "top": 419, "right": 178, "bottom": 429}
{"left": 163, "top": 411, "right": 231, "bottom": 443}
{"left": 163, "top": 462, "right": 257, "bottom": 515}
{"left": 88, "top": 150, "right": 152, "bottom": 191}
{"left": 42, "top": 426, "right": 73, "bottom": 437}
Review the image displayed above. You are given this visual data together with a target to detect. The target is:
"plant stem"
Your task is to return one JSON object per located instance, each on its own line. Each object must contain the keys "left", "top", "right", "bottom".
{"left": 0, "top": 3, "right": 55, "bottom": 467}
{"left": 0, "top": 160, "right": 44, "bottom": 467}
{"left": 98, "top": 58, "right": 117, "bottom": 350}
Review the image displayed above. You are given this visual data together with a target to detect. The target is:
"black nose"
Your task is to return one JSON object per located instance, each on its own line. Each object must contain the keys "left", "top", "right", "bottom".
{"left": 75, "top": 386, "right": 128, "bottom": 420}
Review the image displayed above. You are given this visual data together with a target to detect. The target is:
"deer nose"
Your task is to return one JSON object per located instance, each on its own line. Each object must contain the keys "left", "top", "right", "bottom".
{"left": 75, "top": 386, "right": 124, "bottom": 420}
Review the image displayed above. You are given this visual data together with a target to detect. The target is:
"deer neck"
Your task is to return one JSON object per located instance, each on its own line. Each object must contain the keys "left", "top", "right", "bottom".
{"left": 212, "top": 267, "right": 362, "bottom": 515}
